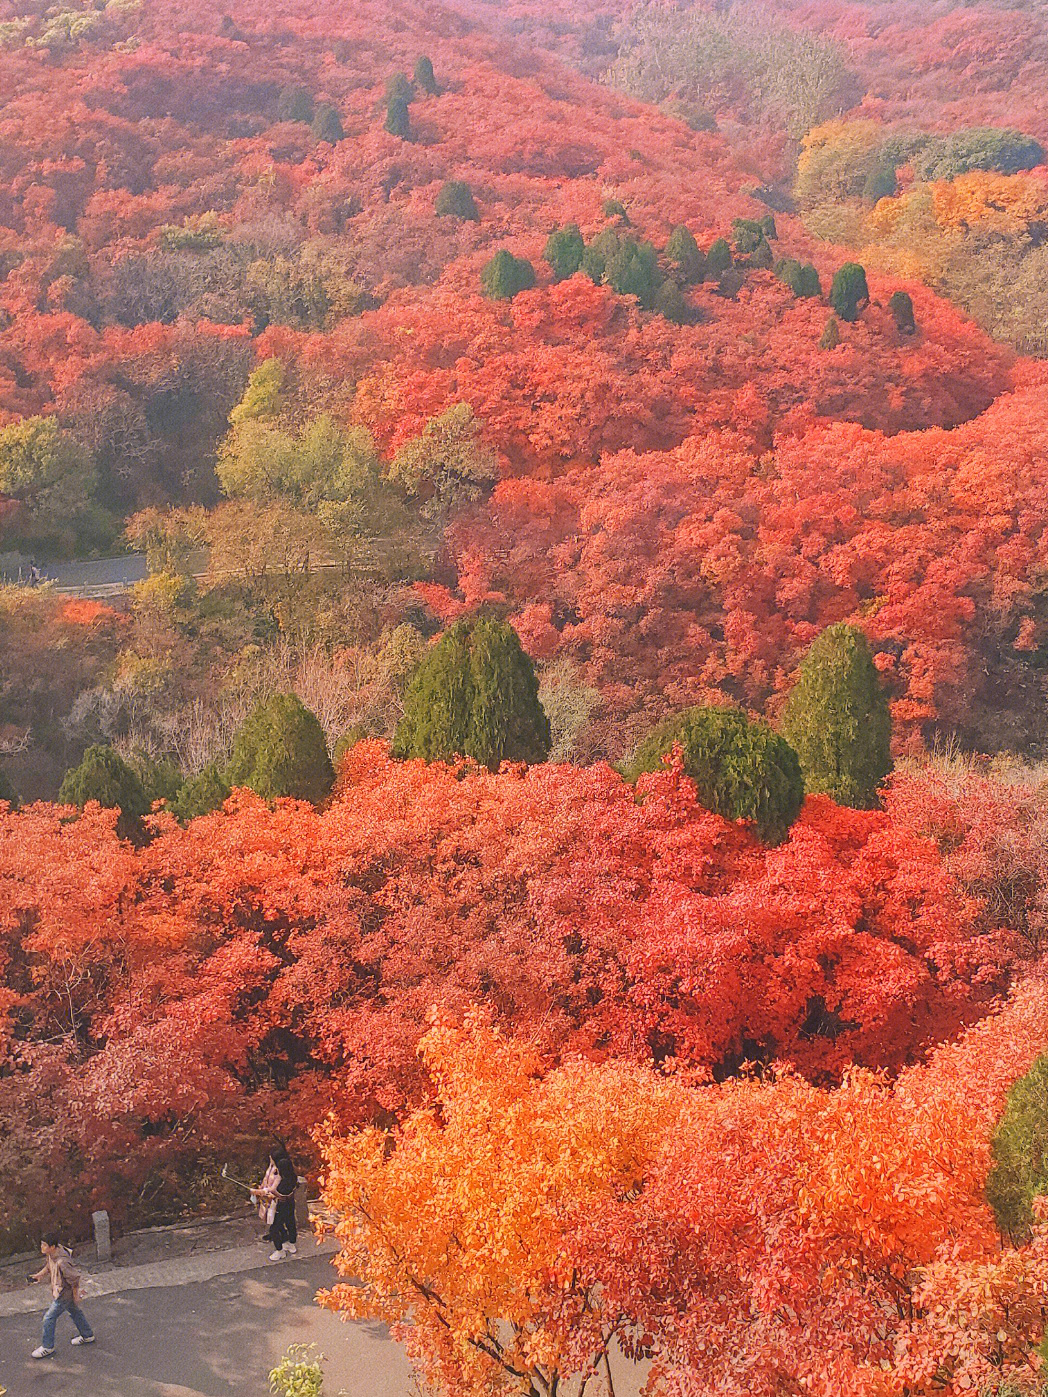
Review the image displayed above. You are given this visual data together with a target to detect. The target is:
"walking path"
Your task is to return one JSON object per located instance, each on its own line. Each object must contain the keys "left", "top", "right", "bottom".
{"left": 0, "top": 1236, "right": 338, "bottom": 1318}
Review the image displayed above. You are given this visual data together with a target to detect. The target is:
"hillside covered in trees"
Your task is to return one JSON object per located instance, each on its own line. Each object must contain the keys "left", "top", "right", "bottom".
{"left": 5, "top": 1, "right": 1048, "bottom": 1394}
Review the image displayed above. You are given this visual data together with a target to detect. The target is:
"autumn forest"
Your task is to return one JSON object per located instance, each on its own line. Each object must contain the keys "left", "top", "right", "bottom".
{"left": 3, "top": 0, "right": 1048, "bottom": 1392}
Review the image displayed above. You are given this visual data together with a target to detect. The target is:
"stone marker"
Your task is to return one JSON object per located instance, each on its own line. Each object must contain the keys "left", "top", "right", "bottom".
{"left": 92, "top": 1209, "right": 112, "bottom": 1263}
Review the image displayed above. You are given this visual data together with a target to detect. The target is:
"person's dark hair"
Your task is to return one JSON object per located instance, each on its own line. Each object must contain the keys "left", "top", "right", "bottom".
{"left": 270, "top": 1141, "right": 294, "bottom": 1169}
{"left": 40, "top": 1231, "right": 61, "bottom": 1248}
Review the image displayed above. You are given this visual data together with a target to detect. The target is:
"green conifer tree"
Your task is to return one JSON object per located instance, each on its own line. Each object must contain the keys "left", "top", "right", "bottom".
{"left": 59, "top": 745, "right": 150, "bottom": 837}
{"left": 666, "top": 225, "right": 705, "bottom": 283}
{"left": 986, "top": 1053, "right": 1048, "bottom": 1241}
{"left": 543, "top": 224, "right": 585, "bottom": 281}
{"left": 435, "top": 180, "right": 480, "bottom": 221}
{"left": 311, "top": 103, "right": 345, "bottom": 143}
{"left": 385, "top": 95, "right": 412, "bottom": 139}
{"left": 621, "top": 706, "right": 804, "bottom": 845}
{"left": 829, "top": 262, "right": 869, "bottom": 322}
{"left": 226, "top": 694, "right": 335, "bottom": 803}
{"left": 655, "top": 278, "right": 689, "bottom": 324}
{"left": 171, "top": 764, "right": 231, "bottom": 821}
{"left": 706, "top": 237, "right": 732, "bottom": 274}
{"left": 820, "top": 315, "right": 841, "bottom": 349}
{"left": 889, "top": 289, "right": 916, "bottom": 334}
{"left": 414, "top": 55, "right": 439, "bottom": 95}
{"left": 481, "top": 250, "right": 536, "bottom": 301}
{"left": 781, "top": 623, "right": 892, "bottom": 808}
{"left": 393, "top": 616, "right": 550, "bottom": 771}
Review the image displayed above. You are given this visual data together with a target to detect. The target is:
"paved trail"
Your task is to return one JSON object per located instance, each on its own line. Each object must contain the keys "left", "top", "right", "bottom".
{"left": 0, "top": 1254, "right": 411, "bottom": 1397}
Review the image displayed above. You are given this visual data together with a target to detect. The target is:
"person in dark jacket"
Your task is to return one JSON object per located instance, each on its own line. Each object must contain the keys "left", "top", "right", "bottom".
{"left": 260, "top": 1144, "right": 298, "bottom": 1261}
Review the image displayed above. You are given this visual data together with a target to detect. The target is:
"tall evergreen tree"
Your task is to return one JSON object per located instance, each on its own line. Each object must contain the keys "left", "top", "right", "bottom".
{"left": 276, "top": 85, "right": 314, "bottom": 124}
{"left": 706, "top": 237, "right": 732, "bottom": 274}
{"left": 830, "top": 262, "right": 869, "bottom": 322}
{"left": 393, "top": 616, "right": 551, "bottom": 771}
{"left": 59, "top": 745, "right": 150, "bottom": 837}
{"left": 781, "top": 623, "right": 892, "bottom": 808}
{"left": 543, "top": 224, "right": 585, "bottom": 281}
{"left": 621, "top": 706, "right": 804, "bottom": 845}
{"left": 665, "top": 225, "right": 705, "bottom": 283}
{"left": 171, "top": 764, "right": 230, "bottom": 821}
{"left": 385, "top": 95, "right": 412, "bottom": 140}
{"left": 413, "top": 55, "right": 439, "bottom": 95}
{"left": 311, "top": 103, "right": 345, "bottom": 143}
{"left": 226, "top": 694, "right": 335, "bottom": 803}
{"left": 435, "top": 180, "right": 479, "bottom": 221}
{"left": 889, "top": 290, "right": 916, "bottom": 334}
{"left": 481, "top": 250, "right": 536, "bottom": 301}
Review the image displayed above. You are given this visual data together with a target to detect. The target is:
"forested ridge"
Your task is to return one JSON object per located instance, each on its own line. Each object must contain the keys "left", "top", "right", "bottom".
{"left": 4, "top": 2, "right": 1048, "bottom": 1394}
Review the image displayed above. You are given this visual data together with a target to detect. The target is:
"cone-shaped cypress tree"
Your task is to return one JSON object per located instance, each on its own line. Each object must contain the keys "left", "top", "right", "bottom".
{"left": 829, "top": 262, "right": 869, "bottom": 321}
{"left": 59, "top": 745, "right": 150, "bottom": 837}
{"left": 666, "top": 225, "right": 705, "bottom": 283}
{"left": 385, "top": 95, "right": 412, "bottom": 139}
{"left": 171, "top": 763, "right": 231, "bottom": 821}
{"left": 706, "top": 237, "right": 732, "bottom": 274}
{"left": 543, "top": 224, "right": 585, "bottom": 281}
{"left": 889, "top": 289, "right": 916, "bottom": 334}
{"left": 781, "top": 623, "right": 892, "bottom": 808}
{"left": 414, "top": 55, "right": 439, "bottom": 95}
{"left": 277, "top": 85, "right": 314, "bottom": 124}
{"left": 226, "top": 694, "right": 335, "bottom": 803}
{"left": 481, "top": 250, "right": 536, "bottom": 301}
{"left": 393, "top": 616, "right": 550, "bottom": 770}
{"left": 621, "top": 706, "right": 804, "bottom": 845}
{"left": 820, "top": 314, "right": 841, "bottom": 349}
{"left": 986, "top": 1053, "right": 1048, "bottom": 1241}
{"left": 435, "top": 180, "right": 479, "bottom": 221}
{"left": 311, "top": 103, "right": 345, "bottom": 143}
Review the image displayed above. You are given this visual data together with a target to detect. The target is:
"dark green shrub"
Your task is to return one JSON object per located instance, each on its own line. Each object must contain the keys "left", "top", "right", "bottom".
{"left": 862, "top": 164, "right": 897, "bottom": 203}
{"left": 749, "top": 238, "right": 774, "bottom": 269}
{"left": 655, "top": 278, "right": 689, "bottom": 323}
{"left": 889, "top": 289, "right": 916, "bottom": 334}
{"left": 481, "top": 249, "right": 536, "bottom": 301}
{"left": 171, "top": 764, "right": 231, "bottom": 821}
{"left": 580, "top": 227, "right": 622, "bottom": 284}
{"left": 913, "top": 127, "right": 1045, "bottom": 181}
{"left": 385, "top": 72, "right": 414, "bottom": 104}
{"left": 543, "top": 224, "right": 585, "bottom": 281}
{"left": 830, "top": 262, "right": 870, "bottom": 322}
{"left": 621, "top": 706, "right": 804, "bottom": 845}
{"left": 820, "top": 314, "right": 841, "bottom": 348}
{"left": 311, "top": 103, "right": 344, "bottom": 143}
{"left": 414, "top": 55, "right": 439, "bottom": 95}
{"left": 797, "top": 263, "right": 822, "bottom": 298}
{"left": 276, "top": 85, "right": 314, "bottom": 124}
{"left": 781, "top": 623, "right": 892, "bottom": 809}
{"left": 59, "top": 745, "right": 150, "bottom": 837}
{"left": 759, "top": 214, "right": 778, "bottom": 239}
{"left": 393, "top": 616, "right": 550, "bottom": 771}
{"left": 384, "top": 96, "right": 412, "bottom": 139}
{"left": 132, "top": 753, "right": 184, "bottom": 807}
{"left": 731, "top": 218, "right": 765, "bottom": 255}
{"left": 602, "top": 198, "right": 630, "bottom": 223}
{"left": 665, "top": 225, "right": 705, "bottom": 283}
{"left": 986, "top": 1053, "right": 1048, "bottom": 1241}
{"left": 605, "top": 238, "right": 662, "bottom": 308}
{"left": 226, "top": 694, "right": 335, "bottom": 804}
{"left": 435, "top": 180, "right": 479, "bottom": 221}
{"left": 706, "top": 237, "right": 732, "bottom": 274}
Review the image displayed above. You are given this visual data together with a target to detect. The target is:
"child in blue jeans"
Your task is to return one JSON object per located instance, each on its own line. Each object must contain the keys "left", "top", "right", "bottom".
{"left": 28, "top": 1232, "right": 95, "bottom": 1358}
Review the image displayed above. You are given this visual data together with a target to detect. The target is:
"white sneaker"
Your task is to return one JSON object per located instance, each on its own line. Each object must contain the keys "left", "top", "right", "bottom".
{"left": 282, "top": 1242, "right": 297, "bottom": 1255}
{"left": 71, "top": 1335, "right": 95, "bottom": 1346}
{"left": 268, "top": 1249, "right": 285, "bottom": 1261}
{"left": 32, "top": 1346, "right": 55, "bottom": 1359}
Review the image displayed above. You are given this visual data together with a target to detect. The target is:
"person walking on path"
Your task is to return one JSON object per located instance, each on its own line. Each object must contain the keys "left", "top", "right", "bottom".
{"left": 257, "top": 1144, "right": 298, "bottom": 1262}
{"left": 27, "top": 1232, "right": 95, "bottom": 1358}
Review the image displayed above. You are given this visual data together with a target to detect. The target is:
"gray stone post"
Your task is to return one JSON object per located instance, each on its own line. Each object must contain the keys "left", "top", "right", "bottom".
{"left": 92, "top": 1209, "right": 111, "bottom": 1263}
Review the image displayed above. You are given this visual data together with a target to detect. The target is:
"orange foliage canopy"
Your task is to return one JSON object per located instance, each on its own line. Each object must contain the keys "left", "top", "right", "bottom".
{"left": 0, "top": 744, "right": 1024, "bottom": 1244}
{"left": 320, "top": 975, "right": 1048, "bottom": 1397}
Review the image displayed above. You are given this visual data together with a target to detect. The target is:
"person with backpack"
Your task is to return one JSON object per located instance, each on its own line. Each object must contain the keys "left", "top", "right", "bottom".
{"left": 27, "top": 1232, "right": 95, "bottom": 1358}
